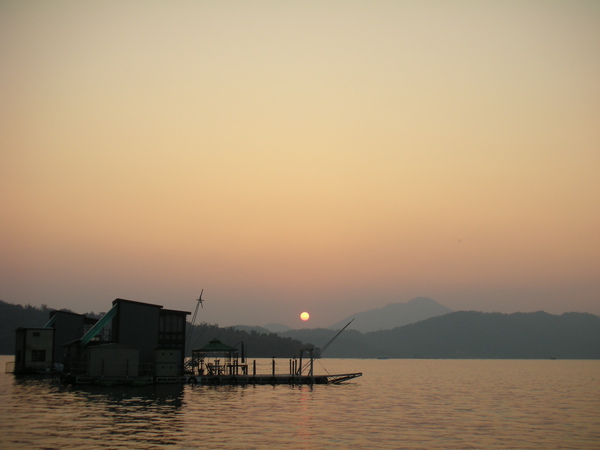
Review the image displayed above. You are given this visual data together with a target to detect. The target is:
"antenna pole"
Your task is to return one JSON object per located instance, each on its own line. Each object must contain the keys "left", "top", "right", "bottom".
{"left": 186, "top": 290, "right": 204, "bottom": 349}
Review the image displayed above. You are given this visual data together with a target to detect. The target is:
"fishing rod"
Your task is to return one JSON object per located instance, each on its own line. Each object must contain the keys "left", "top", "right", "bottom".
{"left": 316, "top": 318, "right": 354, "bottom": 358}
{"left": 299, "top": 318, "right": 355, "bottom": 374}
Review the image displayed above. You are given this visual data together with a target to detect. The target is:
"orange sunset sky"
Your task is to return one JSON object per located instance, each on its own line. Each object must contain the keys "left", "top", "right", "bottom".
{"left": 1, "top": 1, "right": 599, "bottom": 327}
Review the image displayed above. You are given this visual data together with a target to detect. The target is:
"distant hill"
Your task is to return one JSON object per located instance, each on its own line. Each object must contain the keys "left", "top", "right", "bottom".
{"left": 263, "top": 323, "right": 292, "bottom": 333}
{"left": 186, "top": 322, "right": 314, "bottom": 358}
{"left": 235, "top": 323, "right": 292, "bottom": 333}
{"left": 329, "top": 297, "right": 453, "bottom": 332}
{"left": 362, "top": 311, "right": 600, "bottom": 359}
{"left": 279, "top": 327, "right": 370, "bottom": 357}
{"left": 232, "top": 325, "right": 271, "bottom": 334}
{"left": 3, "top": 299, "right": 599, "bottom": 359}
{"left": 281, "top": 311, "right": 600, "bottom": 359}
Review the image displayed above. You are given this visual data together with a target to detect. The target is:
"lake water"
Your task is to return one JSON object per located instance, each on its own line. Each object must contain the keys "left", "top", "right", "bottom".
{"left": 1, "top": 356, "right": 599, "bottom": 448}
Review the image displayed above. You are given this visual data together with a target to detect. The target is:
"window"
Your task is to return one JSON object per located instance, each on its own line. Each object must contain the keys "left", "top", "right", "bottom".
{"left": 158, "top": 313, "right": 185, "bottom": 347}
{"left": 33, "top": 332, "right": 40, "bottom": 337}
{"left": 31, "top": 350, "right": 46, "bottom": 362}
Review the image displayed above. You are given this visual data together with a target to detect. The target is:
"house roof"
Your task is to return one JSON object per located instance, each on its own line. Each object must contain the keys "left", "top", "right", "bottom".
{"left": 112, "top": 298, "right": 190, "bottom": 315}
{"left": 193, "top": 338, "right": 238, "bottom": 353}
{"left": 161, "top": 308, "right": 191, "bottom": 316}
{"left": 112, "top": 298, "right": 163, "bottom": 308}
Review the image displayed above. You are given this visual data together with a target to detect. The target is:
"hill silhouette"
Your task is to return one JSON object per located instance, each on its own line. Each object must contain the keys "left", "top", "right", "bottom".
{"left": 2, "top": 299, "right": 599, "bottom": 359}
{"left": 281, "top": 311, "right": 600, "bottom": 359}
{"left": 328, "top": 297, "right": 452, "bottom": 332}
{"left": 364, "top": 311, "right": 600, "bottom": 359}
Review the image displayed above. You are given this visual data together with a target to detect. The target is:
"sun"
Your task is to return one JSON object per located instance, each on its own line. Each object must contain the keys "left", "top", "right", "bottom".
{"left": 300, "top": 311, "right": 310, "bottom": 321}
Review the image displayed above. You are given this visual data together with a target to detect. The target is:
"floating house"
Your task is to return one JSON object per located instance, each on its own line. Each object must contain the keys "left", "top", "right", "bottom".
{"left": 14, "top": 298, "right": 190, "bottom": 382}
{"left": 14, "top": 297, "right": 362, "bottom": 385}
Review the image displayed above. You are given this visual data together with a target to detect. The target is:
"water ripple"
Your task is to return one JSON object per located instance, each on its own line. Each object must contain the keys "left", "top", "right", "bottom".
{"left": 1, "top": 358, "right": 599, "bottom": 448}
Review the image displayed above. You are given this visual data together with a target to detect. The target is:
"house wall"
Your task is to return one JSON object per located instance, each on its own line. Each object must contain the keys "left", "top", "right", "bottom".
{"left": 88, "top": 345, "right": 139, "bottom": 377}
{"left": 158, "top": 311, "right": 186, "bottom": 349}
{"left": 14, "top": 329, "right": 26, "bottom": 372}
{"left": 155, "top": 349, "right": 182, "bottom": 376}
{"left": 14, "top": 328, "right": 55, "bottom": 372}
{"left": 113, "top": 300, "right": 161, "bottom": 366}
{"left": 158, "top": 310, "right": 188, "bottom": 375}
{"left": 50, "top": 311, "right": 86, "bottom": 364}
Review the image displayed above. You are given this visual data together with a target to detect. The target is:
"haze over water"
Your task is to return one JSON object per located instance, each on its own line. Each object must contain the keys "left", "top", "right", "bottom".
{"left": 1, "top": 356, "right": 599, "bottom": 448}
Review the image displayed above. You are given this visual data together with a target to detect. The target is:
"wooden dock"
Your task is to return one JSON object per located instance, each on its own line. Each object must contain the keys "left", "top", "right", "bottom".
{"left": 61, "top": 372, "right": 362, "bottom": 386}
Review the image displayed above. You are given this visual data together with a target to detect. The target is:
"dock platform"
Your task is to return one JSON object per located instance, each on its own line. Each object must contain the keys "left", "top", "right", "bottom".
{"left": 62, "top": 372, "right": 362, "bottom": 386}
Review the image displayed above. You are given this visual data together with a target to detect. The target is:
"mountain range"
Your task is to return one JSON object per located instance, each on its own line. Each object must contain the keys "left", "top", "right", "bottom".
{"left": 246, "top": 297, "right": 600, "bottom": 359}
{"left": 2, "top": 298, "right": 599, "bottom": 359}
{"left": 255, "top": 297, "right": 452, "bottom": 334}
{"left": 280, "top": 310, "right": 600, "bottom": 359}
{"left": 327, "top": 296, "right": 452, "bottom": 332}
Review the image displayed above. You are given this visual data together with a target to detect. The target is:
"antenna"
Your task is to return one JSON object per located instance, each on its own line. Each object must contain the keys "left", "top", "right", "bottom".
{"left": 186, "top": 290, "right": 204, "bottom": 349}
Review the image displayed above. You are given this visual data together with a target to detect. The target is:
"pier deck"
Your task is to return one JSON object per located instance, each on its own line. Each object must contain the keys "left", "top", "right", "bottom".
{"left": 63, "top": 372, "right": 362, "bottom": 386}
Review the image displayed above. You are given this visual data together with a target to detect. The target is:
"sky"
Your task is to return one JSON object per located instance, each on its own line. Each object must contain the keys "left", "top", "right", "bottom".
{"left": 1, "top": 0, "right": 599, "bottom": 328}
